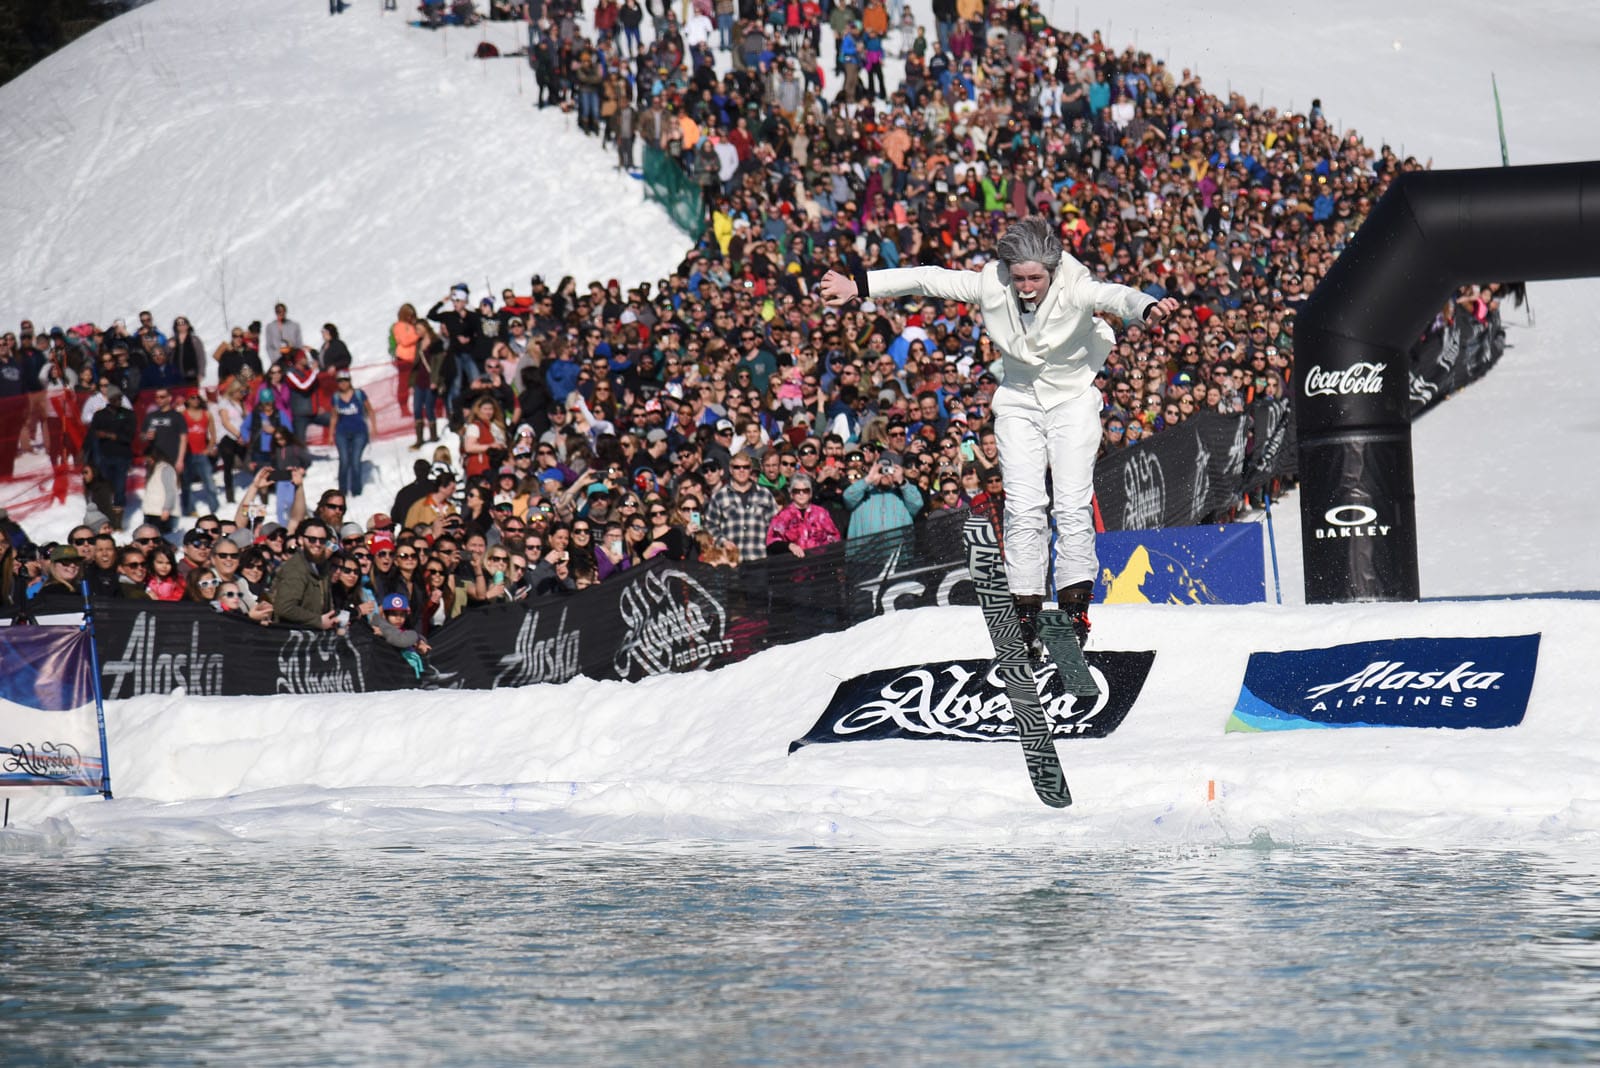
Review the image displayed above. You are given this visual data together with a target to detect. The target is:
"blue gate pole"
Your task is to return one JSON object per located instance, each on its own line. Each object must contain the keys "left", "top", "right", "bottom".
{"left": 79, "top": 580, "right": 113, "bottom": 800}
{"left": 1263, "top": 490, "right": 1284, "bottom": 606}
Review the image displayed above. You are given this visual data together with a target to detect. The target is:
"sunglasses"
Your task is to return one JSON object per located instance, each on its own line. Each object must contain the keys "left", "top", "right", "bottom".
{"left": 136, "top": 536, "right": 161, "bottom": 545}
{"left": 214, "top": 551, "right": 240, "bottom": 560}
{"left": 220, "top": 592, "right": 241, "bottom": 600}
{"left": 426, "top": 568, "right": 446, "bottom": 577}
{"left": 199, "top": 579, "right": 220, "bottom": 589}
{"left": 397, "top": 551, "right": 418, "bottom": 561}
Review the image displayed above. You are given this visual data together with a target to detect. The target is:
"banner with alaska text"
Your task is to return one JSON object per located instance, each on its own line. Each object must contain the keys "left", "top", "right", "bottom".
{"left": 789, "top": 651, "right": 1157, "bottom": 751}
{"left": 1228, "top": 634, "right": 1541, "bottom": 732}
{"left": 0, "top": 627, "right": 108, "bottom": 794}
{"left": 90, "top": 512, "right": 1262, "bottom": 699}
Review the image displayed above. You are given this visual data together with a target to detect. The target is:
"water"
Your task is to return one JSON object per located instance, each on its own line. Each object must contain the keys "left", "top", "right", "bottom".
{"left": 4, "top": 843, "right": 1600, "bottom": 1065}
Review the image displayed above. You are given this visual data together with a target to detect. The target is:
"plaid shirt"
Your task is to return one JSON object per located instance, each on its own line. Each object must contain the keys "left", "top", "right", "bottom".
{"left": 705, "top": 482, "right": 779, "bottom": 562}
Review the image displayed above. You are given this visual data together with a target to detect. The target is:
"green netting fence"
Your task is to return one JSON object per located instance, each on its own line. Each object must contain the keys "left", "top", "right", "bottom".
{"left": 642, "top": 144, "right": 704, "bottom": 238}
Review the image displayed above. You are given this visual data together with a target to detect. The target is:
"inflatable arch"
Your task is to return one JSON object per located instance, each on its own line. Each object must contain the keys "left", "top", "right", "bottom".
{"left": 1294, "top": 161, "right": 1600, "bottom": 603}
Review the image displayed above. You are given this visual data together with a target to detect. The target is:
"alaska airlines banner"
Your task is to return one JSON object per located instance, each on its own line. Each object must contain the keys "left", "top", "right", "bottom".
{"left": 0, "top": 627, "right": 108, "bottom": 794}
{"left": 1094, "top": 523, "right": 1264, "bottom": 605}
{"left": 1227, "top": 634, "right": 1541, "bottom": 732}
{"left": 790, "top": 651, "right": 1157, "bottom": 751}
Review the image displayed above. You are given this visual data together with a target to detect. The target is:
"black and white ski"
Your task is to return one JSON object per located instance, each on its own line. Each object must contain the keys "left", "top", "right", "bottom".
{"left": 1037, "top": 609, "right": 1100, "bottom": 699}
{"left": 963, "top": 513, "right": 1072, "bottom": 808}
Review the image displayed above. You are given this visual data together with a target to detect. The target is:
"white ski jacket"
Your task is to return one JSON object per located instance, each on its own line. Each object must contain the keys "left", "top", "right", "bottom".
{"left": 865, "top": 258, "right": 1155, "bottom": 409}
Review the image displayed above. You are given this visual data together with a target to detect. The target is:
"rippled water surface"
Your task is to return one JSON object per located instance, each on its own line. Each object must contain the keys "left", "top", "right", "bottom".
{"left": 4, "top": 842, "right": 1600, "bottom": 1065}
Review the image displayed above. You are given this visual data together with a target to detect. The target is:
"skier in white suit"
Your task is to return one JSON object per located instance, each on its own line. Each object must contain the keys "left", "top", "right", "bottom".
{"left": 821, "top": 216, "right": 1179, "bottom": 650}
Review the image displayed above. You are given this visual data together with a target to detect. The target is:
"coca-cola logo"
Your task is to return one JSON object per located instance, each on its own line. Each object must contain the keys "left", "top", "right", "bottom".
{"left": 1303, "top": 362, "right": 1385, "bottom": 397}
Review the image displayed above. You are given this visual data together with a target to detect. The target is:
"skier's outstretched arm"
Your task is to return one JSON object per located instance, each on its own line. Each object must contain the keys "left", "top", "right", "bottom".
{"left": 820, "top": 266, "right": 984, "bottom": 307}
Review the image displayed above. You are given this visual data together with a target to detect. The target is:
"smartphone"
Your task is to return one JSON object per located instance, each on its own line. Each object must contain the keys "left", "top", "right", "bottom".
{"left": 492, "top": 570, "right": 505, "bottom": 584}
{"left": 689, "top": 510, "right": 701, "bottom": 528}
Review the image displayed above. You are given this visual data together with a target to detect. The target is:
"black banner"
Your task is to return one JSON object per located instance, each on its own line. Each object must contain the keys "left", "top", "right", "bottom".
{"left": 1408, "top": 312, "right": 1506, "bottom": 418}
{"left": 1094, "top": 407, "right": 1273, "bottom": 530}
{"left": 789, "top": 651, "right": 1157, "bottom": 751}
{"left": 89, "top": 512, "right": 983, "bottom": 696}
{"left": 94, "top": 600, "right": 419, "bottom": 699}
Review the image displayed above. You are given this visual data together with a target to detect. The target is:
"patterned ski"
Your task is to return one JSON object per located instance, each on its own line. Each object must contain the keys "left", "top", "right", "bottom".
{"left": 1037, "top": 610, "right": 1101, "bottom": 699}
{"left": 963, "top": 513, "right": 1072, "bottom": 809}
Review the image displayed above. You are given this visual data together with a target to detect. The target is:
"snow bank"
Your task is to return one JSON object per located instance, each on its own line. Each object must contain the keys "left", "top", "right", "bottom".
{"left": 8, "top": 596, "right": 1598, "bottom": 850}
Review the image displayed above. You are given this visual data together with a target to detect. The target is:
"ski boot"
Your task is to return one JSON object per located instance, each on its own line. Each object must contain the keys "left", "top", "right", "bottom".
{"left": 1013, "top": 593, "right": 1046, "bottom": 663}
{"left": 1055, "top": 582, "right": 1092, "bottom": 648}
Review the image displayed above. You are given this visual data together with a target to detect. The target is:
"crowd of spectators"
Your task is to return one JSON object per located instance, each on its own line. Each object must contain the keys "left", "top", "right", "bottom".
{"left": 421, "top": 0, "right": 1453, "bottom": 457}
{"left": 2, "top": 0, "right": 1508, "bottom": 635}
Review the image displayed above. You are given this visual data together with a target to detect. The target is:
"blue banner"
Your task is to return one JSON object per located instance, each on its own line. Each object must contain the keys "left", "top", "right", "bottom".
{"left": 1228, "top": 634, "right": 1541, "bottom": 732}
{"left": 0, "top": 627, "right": 107, "bottom": 792}
{"left": 1094, "top": 523, "right": 1265, "bottom": 605}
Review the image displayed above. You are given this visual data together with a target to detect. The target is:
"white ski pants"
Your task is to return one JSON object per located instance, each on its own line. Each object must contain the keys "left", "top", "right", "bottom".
{"left": 991, "top": 383, "right": 1101, "bottom": 596}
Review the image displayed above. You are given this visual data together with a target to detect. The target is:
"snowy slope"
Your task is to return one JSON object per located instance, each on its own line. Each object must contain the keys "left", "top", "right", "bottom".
{"left": 0, "top": 0, "right": 685, "bottom": 367}
{"left": 3, "top": 0, "right": 1600, "bottom": 848}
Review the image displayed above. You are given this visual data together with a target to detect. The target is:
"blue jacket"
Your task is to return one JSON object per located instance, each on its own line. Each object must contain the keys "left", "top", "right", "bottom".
{"left": 843, "top": 477, "right": 922, "bottom": 539}
{"left": 546, "top": 356, "right": 580, "bottom": 401}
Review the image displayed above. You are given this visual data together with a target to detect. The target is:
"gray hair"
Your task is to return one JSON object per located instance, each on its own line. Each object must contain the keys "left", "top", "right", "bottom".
{"left": 995, "top": 216, "right": 1063, "bottom": 273}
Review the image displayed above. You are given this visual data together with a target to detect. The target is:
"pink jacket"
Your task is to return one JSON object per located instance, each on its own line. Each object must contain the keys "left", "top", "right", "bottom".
{"left": 767, "top": 503, "right": 841, "bottom": 552}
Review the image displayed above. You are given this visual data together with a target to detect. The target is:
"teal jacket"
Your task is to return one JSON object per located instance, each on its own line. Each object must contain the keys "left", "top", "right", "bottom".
{"left": 843, "top": 477, "right": 923, "bottom": 540}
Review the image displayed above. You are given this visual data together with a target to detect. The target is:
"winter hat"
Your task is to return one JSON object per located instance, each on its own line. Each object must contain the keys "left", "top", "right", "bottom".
{"left": 368, "top": 531, "right": 395, "bottom": 553}
{"left": 382, "top": 592, "right": 410, "bottom": 613}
